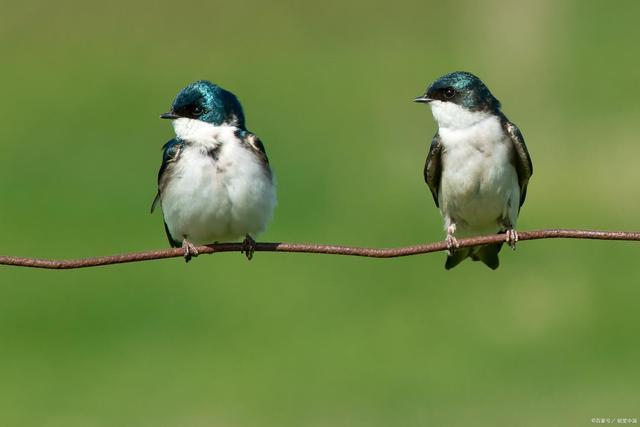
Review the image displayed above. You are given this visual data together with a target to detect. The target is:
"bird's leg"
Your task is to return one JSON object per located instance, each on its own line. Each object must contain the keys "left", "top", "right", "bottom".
{"left": 241, "top": 234, "right": 256, "bottom": 261}
{"left": 181, "top": 238, "right": 199, "bottom": 262}
{"left": 500, "top": 218, "right": 518, "bottom": 250}
{"left": 505, "top": 229, "right": 519, "bottom": 250}
{"left": 445, "top": 222, "right": 459, "bottom": 256}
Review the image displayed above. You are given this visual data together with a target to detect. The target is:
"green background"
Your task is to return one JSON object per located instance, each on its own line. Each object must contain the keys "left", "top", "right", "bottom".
{"left": 1, "top": 1, "right": 639, "bottom": 425}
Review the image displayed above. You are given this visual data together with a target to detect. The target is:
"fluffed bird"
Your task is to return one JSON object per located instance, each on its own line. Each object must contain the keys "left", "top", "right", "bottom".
{"left": 151, "top": 80, "right": 276, "bottom": 261}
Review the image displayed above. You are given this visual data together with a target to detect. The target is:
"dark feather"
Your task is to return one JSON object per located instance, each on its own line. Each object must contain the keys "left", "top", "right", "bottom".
{"left": 499, "top": 113, "right": 533, "bottom": 208}
{"left": 150, "top": 138, "right": 184, "bottom": 214}
{"left": 446, "top": 242, "right": 504, "bottom": 270}
{"left": 423, "top": 133, "right": 443, "bottom": 207}
{"left": 235, "top": 129, "right": 272, "bottom": 179}
{"left": 470, "top": 243, "right": 503, "bottom": 270}
{"left": 445, "top": 248, "right": 470, "bottom": 270}
{"left": 164, "top": 221, "right": 180, "bottom": 247}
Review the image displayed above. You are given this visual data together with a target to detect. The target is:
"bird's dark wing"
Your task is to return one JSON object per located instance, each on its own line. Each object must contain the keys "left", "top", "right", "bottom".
{"left": 235, "top": 129, "right": 272, "bottom": 178}
{"left": 150, "top": 138, "right": 184, "bottom": 214}
{"left": 423, "top": 133, "right": 443, "bottom": 207}
{"left": 499, "top": 114, "right": 533, "bottom": 207}
{"left": 163, "top": 220, "right": 180, "bottom": 248}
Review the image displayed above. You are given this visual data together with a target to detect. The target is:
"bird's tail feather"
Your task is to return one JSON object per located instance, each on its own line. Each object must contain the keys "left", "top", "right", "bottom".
{"left": 445, "top": 248, "right": 471, "bottom": 270}
{"left": 445, "top": 242, "right": 503, "bottom": 270}
{"left": 470, "top": 243, "right": 503, "bottom": 270}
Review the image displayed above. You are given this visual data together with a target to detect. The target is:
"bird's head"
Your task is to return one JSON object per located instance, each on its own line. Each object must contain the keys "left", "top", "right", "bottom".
{"left": 414, "top": 71, "right": 501, "bottom": 113}
{"left": 161, "top": 80, "right": 245, "bottom": 128}
{"left": 414, "top": 71, "right": 502, "bottom": 129}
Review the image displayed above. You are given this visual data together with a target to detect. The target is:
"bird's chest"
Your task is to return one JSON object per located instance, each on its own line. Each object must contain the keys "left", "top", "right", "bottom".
{"left": 171, "top": 144, "right": 227, "bottom": 199}
{"left": 438, "top": 120, "right": 516, "bottom": 219}
{"left": 159, "top": 120, "right": 276, "bottom": 243}
{"left": 441, "top": 123, "right": 512, "bottom": 183}
{"left": 161, "top": 140, "right": 271, "bottom": 242}
{"left": 166, "top": 141, "right": 258, "bottom": 207}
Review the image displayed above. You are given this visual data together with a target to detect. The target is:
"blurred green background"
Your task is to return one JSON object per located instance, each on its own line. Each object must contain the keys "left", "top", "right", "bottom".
{"left": 1, "top": 0, "right": 639, "bottom": 425}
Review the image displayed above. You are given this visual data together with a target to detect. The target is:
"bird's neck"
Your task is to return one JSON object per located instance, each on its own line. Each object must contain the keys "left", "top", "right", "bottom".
{"left": 172, "top": 118, "right": 237, "bottom": 145}
{"left": 430, "top": 100, "right": 493, "bottom": 131}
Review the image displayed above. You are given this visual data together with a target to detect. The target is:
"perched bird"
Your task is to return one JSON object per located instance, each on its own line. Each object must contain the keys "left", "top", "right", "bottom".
{"left": 151, "top": 80, "right": 276, "bottom": 261}
{"left": 414, "top": 71, "right": 532, "bottom": 270}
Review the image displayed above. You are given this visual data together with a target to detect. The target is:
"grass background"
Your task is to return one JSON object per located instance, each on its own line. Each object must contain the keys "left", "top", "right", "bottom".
{"left": 1, "top": 1, "right": 639, "bottom": 425}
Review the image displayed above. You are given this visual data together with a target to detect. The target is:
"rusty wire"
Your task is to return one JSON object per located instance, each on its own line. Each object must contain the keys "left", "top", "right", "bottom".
{"left": 0, "top": 229, "right": 638, "bottom": 270}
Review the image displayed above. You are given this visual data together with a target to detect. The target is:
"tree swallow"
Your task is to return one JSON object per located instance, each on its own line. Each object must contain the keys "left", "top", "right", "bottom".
{"left": 414, "top": 71, "right": 533, "bottom": 270}
{"left": 151, "top": 80, "right": 276, "bottom": 261}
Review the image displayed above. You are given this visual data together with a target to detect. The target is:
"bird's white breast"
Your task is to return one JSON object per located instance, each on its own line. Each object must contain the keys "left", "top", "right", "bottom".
{"left": 431, "top": 102, "right": 520, "bottom": 236}
{"left": 161, "top": 119, "right": 276, "bottom": 244}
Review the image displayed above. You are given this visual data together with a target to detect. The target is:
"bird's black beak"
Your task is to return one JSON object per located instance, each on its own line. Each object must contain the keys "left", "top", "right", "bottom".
{"left": 160, "top": 112, "right": 179, "bottom": 119}
{"left": 413, "top": 95, "right": 432, "bottom": 103}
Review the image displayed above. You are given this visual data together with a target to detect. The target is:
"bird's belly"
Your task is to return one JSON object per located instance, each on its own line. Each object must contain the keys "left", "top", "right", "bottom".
{"left": 161, "top": 150, "right": 275, "bottom": 244}
{"left": 439, "top": 143, "right": 519, "bottom": 234}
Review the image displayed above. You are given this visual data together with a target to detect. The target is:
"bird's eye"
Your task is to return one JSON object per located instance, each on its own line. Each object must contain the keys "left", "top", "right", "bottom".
{"left": 444, "top": 88, "right": 456, "bottom": 99}
{"left": 192, "top": 106, "right": 204, "bottom": 116}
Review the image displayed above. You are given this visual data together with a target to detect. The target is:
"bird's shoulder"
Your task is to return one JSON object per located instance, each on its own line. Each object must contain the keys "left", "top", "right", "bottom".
{"left": 424, "top": 132, "right": 443, "bottom": 207}
{"left": 159, "top": 138, "right": 185, "bottom": 177}
{"left": 234, "top": 128, "right": 270, "bottom": 167}
{"left": 161, "top": 137, "right": 184, "bottom": 159}
{"left": 151, "top": 138, "right": 184, "bottom": 213}
{"left": 498, "top": 112, "right": 533, "bottom": 207}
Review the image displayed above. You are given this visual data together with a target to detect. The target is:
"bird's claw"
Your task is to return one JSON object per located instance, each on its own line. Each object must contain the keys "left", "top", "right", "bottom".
{"left": 505, "top": 229, "right": 518, "bottom": 250}
{"left": 182, "top": 239, "right": 199, "bottom": 262}
{"left": 446, "top": 234, "right": 460, "bottom": 256}
{"left": 241, "top": 234, "right": 256, "bottom": 260}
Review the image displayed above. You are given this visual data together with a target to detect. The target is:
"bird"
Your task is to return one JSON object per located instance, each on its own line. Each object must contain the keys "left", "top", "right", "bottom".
{"left": 151, "top": 80, "right": 276, "bottom": 261}
{"left": 414, "top": 71, "right": 533, "bottom": 270}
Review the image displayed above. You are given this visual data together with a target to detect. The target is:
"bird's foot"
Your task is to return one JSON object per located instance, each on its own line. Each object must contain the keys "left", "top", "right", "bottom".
{"left": 241, "top": 234, "right": 256, "bottom": 261}
{"left": 505, "top": 229, "right": 518, "bottom": 250}
{"left": 446, "top": 234, "right": 460, "bottom": 256}
{"left": 445, "top": 223, "right": 459, "bottom": 256}
{"left": 181, "top": 239, "right": 199, "bottom": 262}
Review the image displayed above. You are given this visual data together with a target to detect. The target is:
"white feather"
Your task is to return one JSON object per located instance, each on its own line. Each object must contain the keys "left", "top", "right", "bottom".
{"left": 430, "top": 101, "right": 520, "bottom": 237}
{"left": 160, "top": 118, "right": 276, "bottom": 244}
